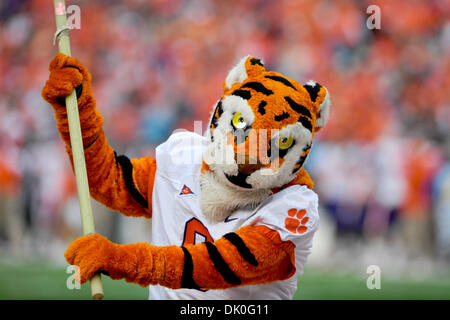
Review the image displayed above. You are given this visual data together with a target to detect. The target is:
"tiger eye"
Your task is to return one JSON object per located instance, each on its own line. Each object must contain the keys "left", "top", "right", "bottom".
{"left": 278, "top": 136, "right": 294, "bottom": 150}
{"left": 232, "top": 112, "right": 247, "bottom": 130}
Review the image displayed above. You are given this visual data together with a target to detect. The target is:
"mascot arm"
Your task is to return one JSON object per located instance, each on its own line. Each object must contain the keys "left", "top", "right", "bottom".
{"left": 42, "top": 54, "right": 154, "bottom": 218}
{"left": 65, "top": 225, "right": 296, "bottom": 289}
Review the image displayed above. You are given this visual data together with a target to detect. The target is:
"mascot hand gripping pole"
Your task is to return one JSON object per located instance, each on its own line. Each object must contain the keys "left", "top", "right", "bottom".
{"left": 42, "top": 54, "right": 330, "bottom": 299}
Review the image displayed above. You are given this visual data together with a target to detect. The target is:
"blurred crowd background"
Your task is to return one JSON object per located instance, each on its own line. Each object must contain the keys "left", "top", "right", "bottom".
{"left": 0, "top": 0, "right": 450, "bottom": 292}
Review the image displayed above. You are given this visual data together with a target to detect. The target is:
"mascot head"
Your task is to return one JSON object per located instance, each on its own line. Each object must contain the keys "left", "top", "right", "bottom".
{"left": 200, "top": 56, "right": 330, "bottom": 220}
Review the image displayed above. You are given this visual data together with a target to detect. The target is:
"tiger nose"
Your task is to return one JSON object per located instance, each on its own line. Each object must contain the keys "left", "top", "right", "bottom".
{"left": 235, "top": 153, "right": 264, "bottom": 174}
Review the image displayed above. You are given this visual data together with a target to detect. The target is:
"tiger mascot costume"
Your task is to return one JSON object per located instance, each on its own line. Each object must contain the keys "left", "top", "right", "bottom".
{"left": 42, "top": 53, "right": 330, "bottom": 299}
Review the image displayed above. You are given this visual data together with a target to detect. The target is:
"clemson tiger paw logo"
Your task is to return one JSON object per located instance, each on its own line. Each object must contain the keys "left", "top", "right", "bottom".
{"left": 285, "top": 208, "right": 309, "bottom": 234}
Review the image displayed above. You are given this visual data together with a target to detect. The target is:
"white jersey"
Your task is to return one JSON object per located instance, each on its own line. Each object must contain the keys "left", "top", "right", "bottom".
{"left": 149, "top": 131, "right": 319, "bottom": 300}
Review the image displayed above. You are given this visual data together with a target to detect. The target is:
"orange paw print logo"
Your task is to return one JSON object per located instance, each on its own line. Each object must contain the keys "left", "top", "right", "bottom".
{"left": 285, "top": 208, "right": 309, "bottom": 234}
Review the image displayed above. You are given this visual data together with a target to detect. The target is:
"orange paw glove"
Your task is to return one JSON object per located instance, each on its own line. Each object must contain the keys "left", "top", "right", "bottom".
{"left": 64, "top": 234, "right": 184, "bottom": 287}
{"left": 41, "top": 53, "right": 103, "bottom": 148}
{"left": 41, "top": 53, "right": 92, "bottom": 109}
{"left": 65, "top": 234, "right": 113, "bottom": 285}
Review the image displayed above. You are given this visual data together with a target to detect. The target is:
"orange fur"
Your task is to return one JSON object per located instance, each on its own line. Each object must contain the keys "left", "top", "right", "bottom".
{"left": 65, "top": 225, "right": 296, "bottom": 289}
{"left": 188, "top": 225, "right": 295, "bottom": 289}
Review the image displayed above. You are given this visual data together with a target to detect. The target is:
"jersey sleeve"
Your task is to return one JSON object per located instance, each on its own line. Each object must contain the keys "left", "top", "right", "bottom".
{"left": 246, "top": 185, "right": 320, "bottom": 276}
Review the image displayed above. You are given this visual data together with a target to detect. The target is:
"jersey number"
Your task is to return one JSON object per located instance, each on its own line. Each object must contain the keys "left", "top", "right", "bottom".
{"left": 182, "top": 218, "right": 213, "bottom": 246}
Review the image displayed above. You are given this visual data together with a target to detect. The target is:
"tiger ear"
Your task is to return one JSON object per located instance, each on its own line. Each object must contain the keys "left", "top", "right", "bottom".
{"left": 303, "top": 80, "right": 330, "bottom": 132}
{"left": 223, "top": 55, "right": 265, "bottom": 91}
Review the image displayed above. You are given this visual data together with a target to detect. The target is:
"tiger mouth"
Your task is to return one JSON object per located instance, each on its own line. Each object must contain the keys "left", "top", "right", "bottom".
{"left": 224, "top": 170, "right": 252, "bottom": 189}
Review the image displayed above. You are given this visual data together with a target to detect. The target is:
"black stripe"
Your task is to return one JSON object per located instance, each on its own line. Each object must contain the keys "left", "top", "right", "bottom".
{"left": 298, "top": 115, "right": 312, "bottom": 132}
{"left": 224, "top": 233, "right": 258, "bottom": 266}
{"left": 284, "top": 96, "right": 312, "bottom": 119}
{"left": 210, "top": 100, "right": 223, "bottom": 142}
{"left": 217, "top": 100, "right": 224, "bottom": 117}
{"left": 210, "top": 100, "right": 223, "bottom": 129}
{"left": 115, "top": 154, "right": 149, "bottom": 208}
{"left": 241, "top": 82, "right": 273, "bottom": 95}
{"left": 114, "top": 151, "right": 119, "bottom": 166}
{"left": 232, "top": 89, "right": 251, "bottom": 100}
{"left": 181, "top": 247, "right": 201, "bottom": 289}
{"left": 292, "top": 143, "right": 312, "bottom": 173}
{"left": 274, "top": 111, "right": 290, "bottom": 121}
{"left": 292, "top": 144, "right": 312, "bottom": 173}
{"left": 265, "top": 75, "right": 297, "bottom": 91}
{"left": 257, "top": 100, "right": 267, "bottom": 115}
{"left": 303, "top": 82, "right": 322, "bottom": 102}
{"left": 204, "top": 242, "right": 241, "bottom": 285}
{"left": 292, "top": 155, "right": 307, "bottom": 174}
{"left": 250, "top": 58, "right": 264, "bottom": 66}
{"left": 303, "top": 143, "right": 312, "bottom": 153}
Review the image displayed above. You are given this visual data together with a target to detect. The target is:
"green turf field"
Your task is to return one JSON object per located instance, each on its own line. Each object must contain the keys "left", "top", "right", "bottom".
{"left": 0, "top": 261, "right": 449, "bottom": 300}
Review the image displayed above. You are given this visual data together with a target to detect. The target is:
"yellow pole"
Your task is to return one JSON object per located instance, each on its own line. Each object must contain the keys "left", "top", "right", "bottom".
{"left": 53, "top": 0, "right": 104, "bottom": 300}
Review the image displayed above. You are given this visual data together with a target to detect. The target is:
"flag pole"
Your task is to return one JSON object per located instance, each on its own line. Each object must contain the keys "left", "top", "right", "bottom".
{"left": 52, "top": 0, "right": 104, "bottom": 300}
